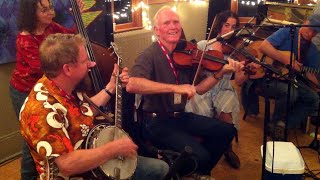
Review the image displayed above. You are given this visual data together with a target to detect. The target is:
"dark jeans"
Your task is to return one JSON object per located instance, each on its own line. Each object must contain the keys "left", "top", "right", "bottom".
{"left": 271, "top": 80, "right": 319, "bottom": 128}
{"left": 9, "top": 85, "right": 38, "bottom": 180}
{"left": 142, "top": 112, "right": 235, "bottom": 175}
{"left": 241, "top": 79, "right": 260, "bottom": 116}
{"left": 241, "top": 78, "right": 319, "bottom": 128}
{"left": 132, "top": 156, "right": 169, "bottom": 180}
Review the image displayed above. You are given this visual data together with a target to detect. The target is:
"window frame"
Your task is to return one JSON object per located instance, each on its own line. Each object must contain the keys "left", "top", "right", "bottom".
{"left": 113, "top": 0, "right": 143, "bottom": 32}
{"left": 113, "top": 0, "right": 180, "bottom": 32}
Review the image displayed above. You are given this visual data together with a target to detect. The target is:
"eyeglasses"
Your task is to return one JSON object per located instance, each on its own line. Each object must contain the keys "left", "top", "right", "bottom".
{"left": 78, "top": 58, "right": 91, "bottom": 65}
{"left": 39, "top": 5, "right": 54, "bottom": 14}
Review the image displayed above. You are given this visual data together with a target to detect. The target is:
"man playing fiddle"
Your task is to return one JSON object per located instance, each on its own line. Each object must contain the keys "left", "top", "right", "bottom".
{"left": 126, "top": 6, "right": 243, "bottom": 179}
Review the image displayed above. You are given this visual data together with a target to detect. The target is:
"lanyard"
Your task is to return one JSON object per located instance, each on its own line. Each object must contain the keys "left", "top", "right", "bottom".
{"left": 158, "top": 40, "right": 179, "bottom": 84}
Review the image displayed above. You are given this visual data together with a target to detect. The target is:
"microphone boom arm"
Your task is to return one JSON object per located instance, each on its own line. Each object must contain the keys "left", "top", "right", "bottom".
{"left": 220, "top": 41, "right": 308, "bottom": 89}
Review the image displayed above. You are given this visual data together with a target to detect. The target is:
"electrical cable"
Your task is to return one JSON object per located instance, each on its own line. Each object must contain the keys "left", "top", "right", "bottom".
{"left": 294, "top": 129, "right": 320, "bottom": 179}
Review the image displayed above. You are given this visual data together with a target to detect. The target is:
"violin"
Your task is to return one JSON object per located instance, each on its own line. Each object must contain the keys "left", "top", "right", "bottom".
{"left": 222, "top": 38, "right": 262, "bottom": 63}
{"left": 221, "top": 38, "right": 266, "bottom": 78}
{"left": 173, "top": 40, "right": 227, "bottom": 72}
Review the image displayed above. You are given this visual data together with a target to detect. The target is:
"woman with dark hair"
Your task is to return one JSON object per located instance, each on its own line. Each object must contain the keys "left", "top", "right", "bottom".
{"left": 9, "top": 0, "right": 83, "bottom": 179}
{"left": 186, "top": 10, "right": 259, "bottom": 169}
{"left": 209, "top": 10, "right": 240, "bottom": 41}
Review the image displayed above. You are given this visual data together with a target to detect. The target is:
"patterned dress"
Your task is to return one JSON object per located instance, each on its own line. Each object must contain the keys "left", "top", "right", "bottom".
{"left": 20, "top": 76, "right": 94, "bottom": 179}
{"left": 185, "top": 40, "right": 240, "bottom": 129}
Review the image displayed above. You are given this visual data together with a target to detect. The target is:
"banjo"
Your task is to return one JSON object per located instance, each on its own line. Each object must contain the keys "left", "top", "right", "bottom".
{"left": 44, "top": 0, "right": 136, "bottom": 178}
{"left": 83, "top": 42, "right": 137, "bottom": 179}
{"left": 44, "top": 43, "right": 137, "bottom": 180}
{"left": 68, "top": 0, "right": 137, "bottom": 177}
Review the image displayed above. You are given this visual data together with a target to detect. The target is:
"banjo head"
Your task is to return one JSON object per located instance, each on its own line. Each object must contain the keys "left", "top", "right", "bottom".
{"left": 86, "top": 125, "right": 137, "bottom": 180}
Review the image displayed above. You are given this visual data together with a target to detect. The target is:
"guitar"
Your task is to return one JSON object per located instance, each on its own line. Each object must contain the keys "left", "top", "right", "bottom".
{"left": 263, "top": 51, "right": 320, "bottom": 90}
{"left": 263, "top": 51, "right": 320, "bottom": 75}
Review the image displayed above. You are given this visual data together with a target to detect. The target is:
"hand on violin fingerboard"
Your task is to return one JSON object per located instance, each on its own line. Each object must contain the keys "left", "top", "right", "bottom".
{"left": 222, "top": 58, "right": 244, "bottom": 74}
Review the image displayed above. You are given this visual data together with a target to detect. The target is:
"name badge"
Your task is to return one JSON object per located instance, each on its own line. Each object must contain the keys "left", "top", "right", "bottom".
{"left": 174, "top": 93, "right": 182, "bottom": 104}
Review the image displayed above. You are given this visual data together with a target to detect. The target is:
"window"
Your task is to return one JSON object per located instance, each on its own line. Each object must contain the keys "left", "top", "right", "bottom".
{"left": 112, "top": 0, "right": 143, "bottom": 32}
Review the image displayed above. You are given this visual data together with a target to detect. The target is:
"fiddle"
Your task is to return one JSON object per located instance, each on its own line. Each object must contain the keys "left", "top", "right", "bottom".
{"left": 221, "top": 38, "right": 265, "bottom": 78}
{"left": 222, "top": 38, "right": 259, "bottom": 63}
{"left": 173, "top": 40, "right": 227, "bottom": 72}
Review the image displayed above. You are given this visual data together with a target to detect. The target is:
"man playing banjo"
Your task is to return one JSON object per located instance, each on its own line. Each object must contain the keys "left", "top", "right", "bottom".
{"left": 19, "top": 33, "right": 169, "bottom": 180}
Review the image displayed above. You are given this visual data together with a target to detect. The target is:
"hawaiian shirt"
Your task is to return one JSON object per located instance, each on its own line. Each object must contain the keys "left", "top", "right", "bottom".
{"left": 10, "top": 22, "right": 75, "bottom": 93}
{"left": 20, "top": 76, "right": 94, "bottom": 179}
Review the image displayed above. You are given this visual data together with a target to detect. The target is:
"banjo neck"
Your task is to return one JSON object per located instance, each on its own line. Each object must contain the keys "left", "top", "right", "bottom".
{"left": 115, "top": 71, "right": 123, "bottom": 129}
{"left": 112, "top": 42, "right": 123, "bottom": 129}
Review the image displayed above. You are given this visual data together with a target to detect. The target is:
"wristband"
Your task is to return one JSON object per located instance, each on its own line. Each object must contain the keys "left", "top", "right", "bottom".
{"left": 104, "top": 88, "right": 114, "bottom": 97}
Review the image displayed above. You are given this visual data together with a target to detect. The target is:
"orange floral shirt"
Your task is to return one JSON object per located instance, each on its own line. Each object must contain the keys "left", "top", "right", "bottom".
{"left": 20, "top": 76, "right": 94, "bottom": 178}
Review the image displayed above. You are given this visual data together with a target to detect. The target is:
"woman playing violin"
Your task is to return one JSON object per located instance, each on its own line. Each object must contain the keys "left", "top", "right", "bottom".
{"left": 9, "top": 0, "right": 84, "bottom": 179}
{"left": 186, "top": 10, "right": 259, "bottom": 169}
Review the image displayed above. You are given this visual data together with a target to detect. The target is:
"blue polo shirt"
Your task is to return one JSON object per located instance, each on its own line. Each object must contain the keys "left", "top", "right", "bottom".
{"left": 267, "top": 28, "right": 320, "bottom": 69}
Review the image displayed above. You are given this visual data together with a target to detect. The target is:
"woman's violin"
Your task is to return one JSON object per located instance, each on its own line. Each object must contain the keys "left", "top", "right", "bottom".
{"left": 222, "top": 37, "right": 263, "bottom": 63}
{"left": 221, "top": 38, "right": 265, "bottom": 77}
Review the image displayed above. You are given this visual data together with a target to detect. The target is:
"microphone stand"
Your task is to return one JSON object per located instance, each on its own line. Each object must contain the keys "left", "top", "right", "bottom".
{"left": 251, "top": 23, "right": 320, "bottom": 141}
{"left": 285, "top": 24, "right": 295, "bottom": 142}
{"left": 219, "top": 40, "right": 305, "bottom": 88}
{"left": 205, "top": 27, "right": 253, "bottom": 49}
{"left": 220, "top": 40, "right": 310, "bottom": 180}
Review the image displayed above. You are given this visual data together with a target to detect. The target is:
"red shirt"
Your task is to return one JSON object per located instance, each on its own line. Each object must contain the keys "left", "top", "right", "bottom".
{"left": 10, "top": 22, "right": 75, "bottom": 92}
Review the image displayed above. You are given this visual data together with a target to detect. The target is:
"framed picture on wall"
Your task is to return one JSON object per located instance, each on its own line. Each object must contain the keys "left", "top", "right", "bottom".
{"left": 0, "top": 0, "right": 19, "bottom": 64}
{"left": 0, "top": 0, "right": 112, "bottom": 64}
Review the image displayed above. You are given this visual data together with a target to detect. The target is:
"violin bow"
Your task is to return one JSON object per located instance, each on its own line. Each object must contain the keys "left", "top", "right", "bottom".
{"left": 192, "top": 16, "right": 217, "bottom": 85}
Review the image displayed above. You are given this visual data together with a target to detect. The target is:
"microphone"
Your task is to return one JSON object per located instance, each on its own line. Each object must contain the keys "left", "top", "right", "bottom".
{"left": 207, "top": 30, "right": 238, "bottom": 45}
{"left": 163, "top": 146, "right": 193, "bottom": 180}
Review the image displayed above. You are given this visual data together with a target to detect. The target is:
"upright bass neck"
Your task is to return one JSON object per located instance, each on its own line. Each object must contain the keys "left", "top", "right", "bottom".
{"left": 69, "top": 0, "right": 105, "bottom": 93}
